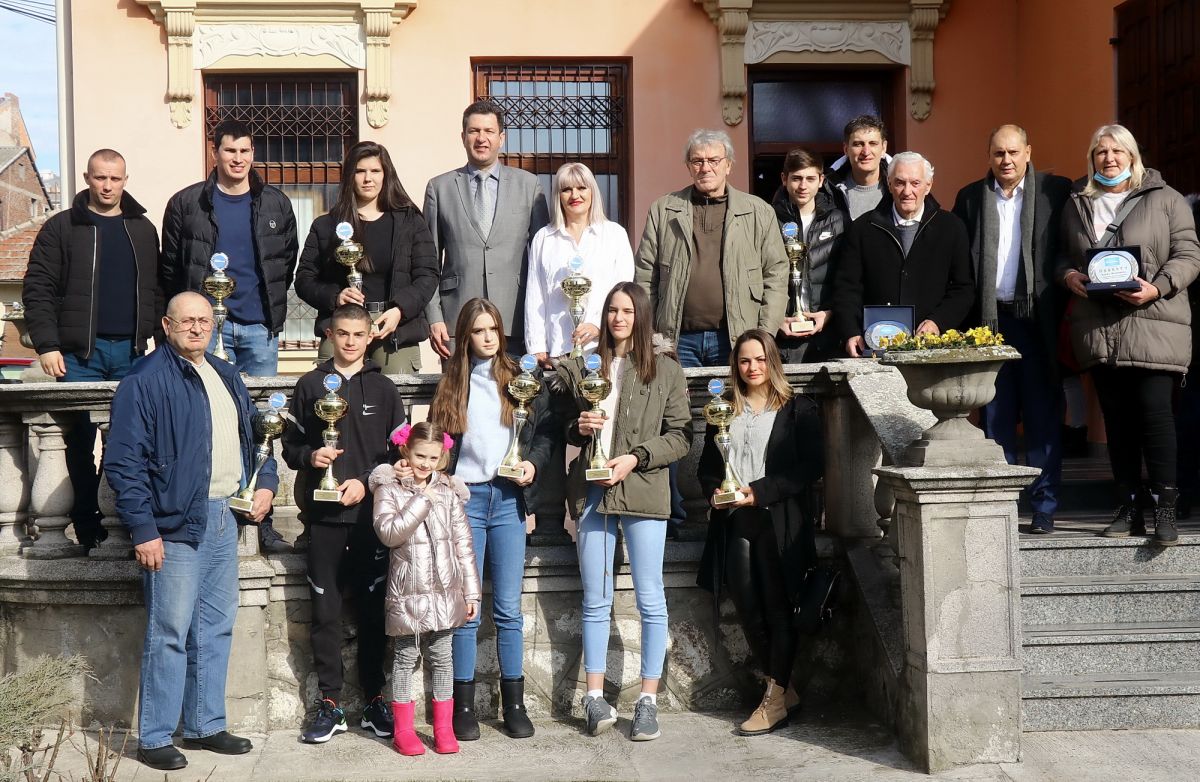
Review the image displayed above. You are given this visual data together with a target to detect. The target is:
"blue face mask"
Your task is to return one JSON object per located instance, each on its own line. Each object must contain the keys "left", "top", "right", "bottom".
{"left": 1094, "top": 168, "right": 1132, "bottom": 187}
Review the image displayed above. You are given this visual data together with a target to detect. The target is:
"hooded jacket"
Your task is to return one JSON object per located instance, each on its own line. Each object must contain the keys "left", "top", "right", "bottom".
{"left": 23, "top": 190, "right": 162, "bottom": 358}
{"left": 370, "top": 465, "right": 481, "bottom": 638}
{"left": 282, "top": 358, "right": 407, "bottom": 525}
{"left": 771, "top": 188, "right": 847, "bottom": 361}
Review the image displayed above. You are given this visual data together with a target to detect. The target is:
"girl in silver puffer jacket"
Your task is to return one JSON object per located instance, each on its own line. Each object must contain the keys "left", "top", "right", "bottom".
{"left": 371, "top": 421, "right": 480, "bottom": 757}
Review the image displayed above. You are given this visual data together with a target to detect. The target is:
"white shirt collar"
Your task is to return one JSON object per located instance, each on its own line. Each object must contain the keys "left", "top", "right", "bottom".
{"left": 892, "top": 204, "right": 924, "bottom": 227}
{"left": 993, "top": 174, "right": 1026, "bottom": 199}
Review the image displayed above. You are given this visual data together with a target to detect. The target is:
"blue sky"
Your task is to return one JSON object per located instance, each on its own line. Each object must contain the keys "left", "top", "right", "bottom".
{"left": 0, "top": 9, "right": 60, "bottom": 176}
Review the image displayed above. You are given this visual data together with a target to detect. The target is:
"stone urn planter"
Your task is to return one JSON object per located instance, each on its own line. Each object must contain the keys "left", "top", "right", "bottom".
{"left": 880, "top": 344, "right": 1021, "bottom": 466}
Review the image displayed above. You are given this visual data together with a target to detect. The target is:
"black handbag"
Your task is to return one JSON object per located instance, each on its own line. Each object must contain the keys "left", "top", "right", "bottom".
{"left": 794, "top": 566, "right": 841, "bottom": 635}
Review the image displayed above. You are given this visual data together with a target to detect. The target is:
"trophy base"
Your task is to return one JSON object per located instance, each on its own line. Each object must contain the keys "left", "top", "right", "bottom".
{"left": 497, "top": 465, "right": 525, "bottom": 480}
{"left": 586, "top": 467, "right": 614, "bottom": 482}
{"left": 312, "top": 489, "right": 344, "bottom": 503}
{"left": 228, "top": 495, "right": 255, "bottom": 513}
{"left": 713, "top": 489, "right": 746, "bottom": 507}
{"left": 788, "top": 320, "right": 815, "bottom": 335}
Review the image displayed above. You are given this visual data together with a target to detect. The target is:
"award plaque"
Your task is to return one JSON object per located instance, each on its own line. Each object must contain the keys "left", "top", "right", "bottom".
{"left": 863, "top": 305, "right": 915, "bottom": 357}
{"left": 781, "top": 222, "right": 815, "bottom": 335}
{"left": 334, "top": 221, "right": 365, "bottom": 292}
{"left": 202, "top": 253, "right": 236, "bottom": 361}
{"left": 312, "top": 374, "right": 348, "bottom": 503}
{"left": 1084, "top": 246, "right": 1142, "bottom": 294}
{"left": 578, "top": 353, "right": 614, "bottom": 481}
{"left": 702, "top": 378, "right": 746, "bottom": 506}
{"left": 497, "top": 354, "right": 542, "bottom": 480}
{"left": 229, "top": 391, "right": 288, "bottom": 514}
{"left": 561, "top": 255, "right": 593, "bottom": 359}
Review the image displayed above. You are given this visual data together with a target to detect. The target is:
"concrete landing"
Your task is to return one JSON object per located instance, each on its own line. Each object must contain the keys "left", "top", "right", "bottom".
{"left": 33, "top": 709, "right": 1200, "bottom": 781}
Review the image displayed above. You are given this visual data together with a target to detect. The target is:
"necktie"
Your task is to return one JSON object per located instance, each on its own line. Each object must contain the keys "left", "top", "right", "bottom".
{"left": 473, "top": 172, "right": 493, "bottom": 238}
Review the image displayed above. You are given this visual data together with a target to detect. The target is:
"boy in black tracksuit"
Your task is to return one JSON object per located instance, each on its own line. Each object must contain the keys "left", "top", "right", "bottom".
{"left": 283, "top": 304, "right": 406, "bottom": 744}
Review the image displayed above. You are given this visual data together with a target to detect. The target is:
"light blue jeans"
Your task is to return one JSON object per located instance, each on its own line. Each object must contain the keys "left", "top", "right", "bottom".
{"left": 453, "top": 480, "right": 526, "bottom": 680}
{"left": 207, "top": 320, "right": 278, "bottom": 376}
{"left": 577, "top": 486, "right": 668, "bottom": 680}
{"left": 137, "top": 500, "right": 239, "bottom": 750}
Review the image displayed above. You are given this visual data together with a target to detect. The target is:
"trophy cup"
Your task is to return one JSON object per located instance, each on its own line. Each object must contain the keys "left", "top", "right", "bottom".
{"left": 203, "top": 252, "right": 237, "bottom": 361}
{"left": 561, "top": 255, "right": 592, "bottom": 359}
{"left": 312, "top": 374, "right": 349, "bottom": 502}
{"left": 579, "top": 353, "right": 614, "bottom": 481}
{"left": 497, "top": 354, "right": 542, "bottom": 480}
{"left": 781, "top": 222, "right": 814, "bottom": 334}
{"left": 703, "top": 378, "right": 746, "bottom": 506}
{"left": 334, "top": 221, "right": 364, "bottom": 292}
{"left": 229, "top": 391, "right": 288, "bottom": 513}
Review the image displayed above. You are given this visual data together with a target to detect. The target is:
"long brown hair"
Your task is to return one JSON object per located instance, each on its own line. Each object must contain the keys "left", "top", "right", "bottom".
{"left": 330, "top": 141, "right": 414, "bottom": 272}
{"left": 729, "top": 329, "right": 792, "bottom": 414}
{"left": 598, "top": 281, "right": 656, "bottom": 385}
{"left": 429, "top": 298, "right": 517, "bottom": 433}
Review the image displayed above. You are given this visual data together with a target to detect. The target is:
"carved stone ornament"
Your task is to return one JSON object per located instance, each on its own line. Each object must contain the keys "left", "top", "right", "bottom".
{"left": 194, "top": 24, "right": 366, "bottom": 70}
{"left": 745, "top": 21, "right": 911, "bottom": 66}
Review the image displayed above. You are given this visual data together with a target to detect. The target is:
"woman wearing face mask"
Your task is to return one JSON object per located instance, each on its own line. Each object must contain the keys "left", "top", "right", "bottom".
{"left": 558, "top": 281, "right": 690, "bottom": 742}
{"left": 525, "top": 162, "right": 634, "bottom": 368}
{"left": 424, "top": 297, "right": 557, "bottom": 741}
{"left": 296, "top": 140, "right": 439, "bottom": 374}
{"left": 696, "top": 329, "right": 823, "bottom": 736}
{"left": 1058, "top": 124, "right": 1200, "bottom": 545}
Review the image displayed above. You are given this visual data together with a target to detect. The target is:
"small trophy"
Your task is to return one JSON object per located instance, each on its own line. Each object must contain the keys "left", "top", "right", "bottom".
{"left": 229, "top": 392, "right": 288, "bottom": 514}
{"left": 561, "top": 255, "right": 592, "bottom": 359}
{"left": 703, "top": 378, "right": 746, "bottom": 506}
{"left": 781, "top": 222, "right": 814, "bottom": 335}
{"left": 203, "top": 252, "right": 236, "bottom": 361}
{"left": 312, "top": 374, "right": 348, "bottom": 502}
{"left": 334, "top": 221, "right": 364, "bottom": 292}
{"left": 497, "top": 354, "right": 542, "bottom": 480}
{"left": 579, "top": 353, "right": 614, "bottom": 481}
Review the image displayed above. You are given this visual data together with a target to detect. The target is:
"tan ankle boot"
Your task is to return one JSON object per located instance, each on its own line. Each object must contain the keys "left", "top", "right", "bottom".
{"left": 738, "top": 682, "right": 788, "bottom": 736}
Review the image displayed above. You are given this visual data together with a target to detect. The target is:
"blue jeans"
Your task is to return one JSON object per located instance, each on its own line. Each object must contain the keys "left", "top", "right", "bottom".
{"left": 676, "top": 329, "right": 731, "bottom": 369}
{"left": 207, "top": 320, "right": 278, "bottom": 376}
{"left": 979, "top": 313, "right": 1062, "bottom": 517}
{"left": 452, "top": 480, "right": 526, "bottom": 680}
{"left": 63, "top": 337, "right": 137, "bottom": 381}
{"left": 577, "top": 486, "right": 668, "bottom": 680}
{"left": 138, "top": 500, "right": 239, "bottom": 750}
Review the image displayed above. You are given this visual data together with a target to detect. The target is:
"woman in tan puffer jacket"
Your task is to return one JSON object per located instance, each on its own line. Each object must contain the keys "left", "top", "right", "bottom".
{"left": 1057, "top": 123, "right": 1200, "bottom": 546}
{"left": 370, "top": 421, "right": 480, "bottom": 757}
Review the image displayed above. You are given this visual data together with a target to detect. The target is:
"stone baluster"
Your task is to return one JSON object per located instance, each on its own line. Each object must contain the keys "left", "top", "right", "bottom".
{"left": 0, "top": 414, "right": 29, "bottom": 555}
{"left": 22, "top": 413, "right": 83, "bottom": 559}
{"left": 90, "top": 421, "right": 133, "bottom": 560}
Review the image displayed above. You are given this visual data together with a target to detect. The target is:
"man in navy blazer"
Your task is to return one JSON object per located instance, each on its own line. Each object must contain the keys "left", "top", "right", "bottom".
{"left": 423, "top": 100, "right": 550, "bottom": 357}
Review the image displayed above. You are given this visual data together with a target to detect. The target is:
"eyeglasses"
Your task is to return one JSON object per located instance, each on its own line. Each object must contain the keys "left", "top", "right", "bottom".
{"left": 688, "top": 157, "right": 727, "bottom": 170}
{"left": 167, "top": 316, "right": 215, "bottom": 332}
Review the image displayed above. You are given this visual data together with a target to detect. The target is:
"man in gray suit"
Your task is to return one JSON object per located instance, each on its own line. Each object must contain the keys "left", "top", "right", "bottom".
{"left": 424, "top": 100, "right": 550, "bottom": 357}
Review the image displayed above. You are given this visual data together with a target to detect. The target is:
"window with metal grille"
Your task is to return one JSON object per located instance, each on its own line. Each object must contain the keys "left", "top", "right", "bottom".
{"left": 203, "top": 73, "right": 358, "bottom": 348}
{"left": 473, "top": 61, "right": 630, "bottom": 224}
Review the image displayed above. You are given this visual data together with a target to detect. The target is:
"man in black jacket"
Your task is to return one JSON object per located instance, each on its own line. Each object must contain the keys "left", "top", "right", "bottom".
{"left": 22, "top": 148, "right": 162, "bottom": 550}
{"left": 832, "top": 151, "right": 975, "bottom": 357}
{"left": 824, "top": 115, "right": 892, "bottom": 220}
{"left": 952, "top": 125, "right": 1072, "bottom": 534}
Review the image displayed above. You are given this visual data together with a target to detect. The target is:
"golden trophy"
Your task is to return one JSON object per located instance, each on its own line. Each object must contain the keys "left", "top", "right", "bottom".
{"left": 334, "top": 221, "right": 364, "bottom": 292}
{"left": 781, "top": 222, "right": 814, "bottom": 335}
{"left": 703, "top": 378, "right": 746, "bottom": 506}
{"left": 203, "top": 252, "right": 236, "bottom": 361}
{"left": 561, "top": 255, "right": 593, "bottom": 359}
{"left": 312, "top": 374, "right": 349, "bottom": 502}
{"left": 229, "top": 391, "right": 288, "bottom": 514}
{"left": 579, "top": 353, "right": 614, "bottom": 481}
{"left": 497, "top": 354, "right": 542, "bottom": 480}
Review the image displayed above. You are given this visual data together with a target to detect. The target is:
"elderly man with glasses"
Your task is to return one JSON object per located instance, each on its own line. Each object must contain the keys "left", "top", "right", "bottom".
{"left": 104, "top": 291, "right": 277, "bottom": 772}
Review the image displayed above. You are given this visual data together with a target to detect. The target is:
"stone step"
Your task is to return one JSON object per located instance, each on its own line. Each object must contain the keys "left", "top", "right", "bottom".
{"left": 1022, "top": 621, "right": 1200, "bottom": 675}
{"left": 1022, "top": 671, "right": 1200, "bottom": 731}
{"left": 1020, "top": 535, "right": 1200, "bottom": 578}
{"left": 1022, "top": 574, "right": 1200, "bottom": 625}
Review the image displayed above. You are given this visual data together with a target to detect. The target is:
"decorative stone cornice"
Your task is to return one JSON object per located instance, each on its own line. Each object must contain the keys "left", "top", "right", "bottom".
{"left": 134, "top": 1, "right": 417, "bottom": 129}
{"left": 694, "top": 0, "right": 951, "bottom": 125}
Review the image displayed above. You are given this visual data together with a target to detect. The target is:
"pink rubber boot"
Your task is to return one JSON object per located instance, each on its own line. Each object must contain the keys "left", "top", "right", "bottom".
{"left": 391, "top": 701, "right": 425, "bottom": 756}
{"left": 431, "top": 698, "right": 459, "bottom": 754}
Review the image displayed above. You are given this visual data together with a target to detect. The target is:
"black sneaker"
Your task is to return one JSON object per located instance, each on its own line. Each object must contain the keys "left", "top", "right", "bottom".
{"left": 1029, "top": 513, "right": 1054, "bottom": 535}
{"left": 361, "top": 695, "right": 394, "bottom": 738}
{"left": 301, "top": 698, "right": 348, "bottom": 744}
{"left": 259, "top": 522, "right": 293, "bottom": 555}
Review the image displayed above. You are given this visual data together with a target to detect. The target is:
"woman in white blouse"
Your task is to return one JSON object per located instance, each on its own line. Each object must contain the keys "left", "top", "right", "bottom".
{"left": 525, "top": 162, "right": 635, "bottom": 367}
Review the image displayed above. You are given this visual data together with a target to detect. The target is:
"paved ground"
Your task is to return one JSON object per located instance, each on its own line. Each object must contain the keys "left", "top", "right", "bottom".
{"left": 28, "top": 707, "right": 1200, "bottom": 782}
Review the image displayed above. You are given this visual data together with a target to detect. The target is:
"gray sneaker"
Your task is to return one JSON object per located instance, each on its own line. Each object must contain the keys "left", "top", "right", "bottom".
{"left": 582, "top": 695, "right": 617, "bottom": 736}
{"left": 630, "top": 696, "right": 661, "bottom": 741}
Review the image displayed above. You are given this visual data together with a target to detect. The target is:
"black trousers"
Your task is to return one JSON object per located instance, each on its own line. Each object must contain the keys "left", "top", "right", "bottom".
{"left": 307, "top": 522, "right": 388, "bottom": 703}
{"left": 724, "top": 508, "right": 796, "bottom": 688}
{"left": 1092, "top": 366, "right": 1178, "bottom": 490}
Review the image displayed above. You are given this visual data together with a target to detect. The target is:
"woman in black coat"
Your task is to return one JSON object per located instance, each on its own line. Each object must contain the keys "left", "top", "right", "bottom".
{"left": 697, "top": 329, "right": 823, "bottom": 736}
{"left": 296, "top": 140, "right": 438, "bottom": 373}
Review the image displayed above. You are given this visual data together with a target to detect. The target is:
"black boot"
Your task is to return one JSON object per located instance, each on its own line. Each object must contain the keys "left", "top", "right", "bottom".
{"left": 1102, "top": 486, "right": 1145, "bottom": 537}
{"left": 499, "top": 676, "right": 535, "bottom": 738}
{"left": 1153, "top": 485, "right": 1180, "bottom": 547}
{"left": 452, "top": 679, "right": 480, "bottom": 741}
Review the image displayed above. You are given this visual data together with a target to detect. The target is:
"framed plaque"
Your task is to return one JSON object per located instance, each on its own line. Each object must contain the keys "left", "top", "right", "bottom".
{"left": 1084, "top": 246, "right": 1142, "bottom": 295}
{"left": 863, "top": 305, "right": 915, "bottom": 357}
